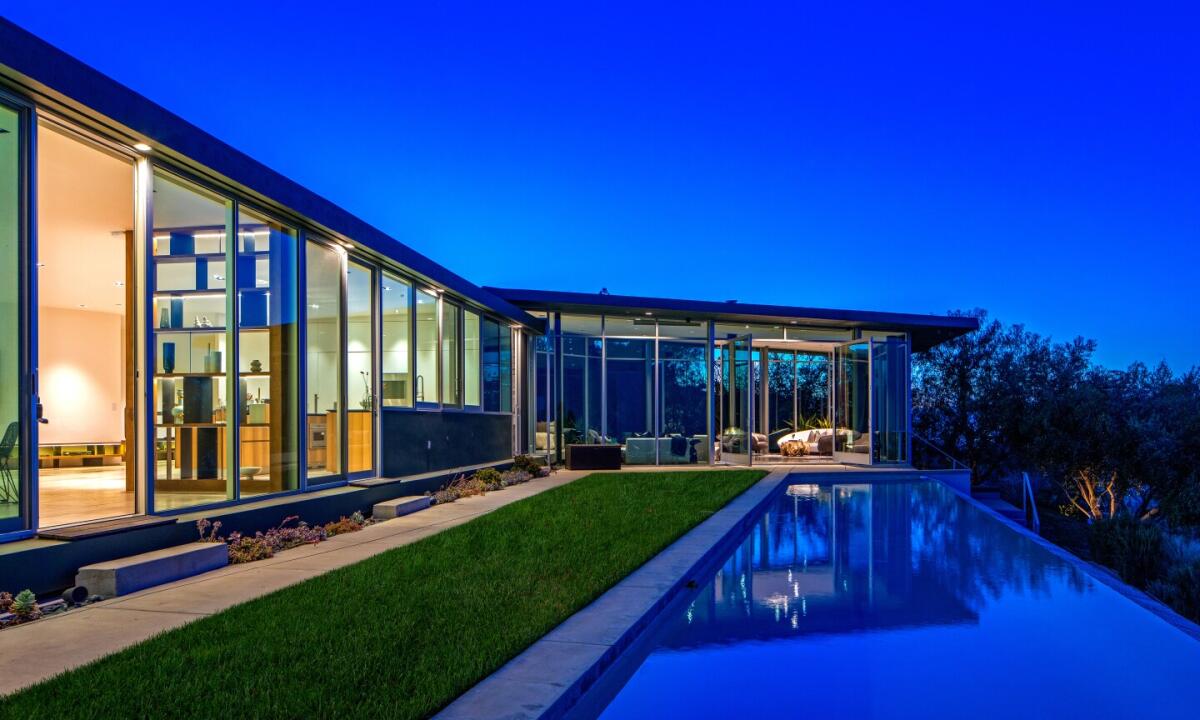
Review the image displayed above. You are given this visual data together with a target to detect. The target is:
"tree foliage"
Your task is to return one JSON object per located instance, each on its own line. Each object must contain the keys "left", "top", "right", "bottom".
{"left": 913, "top": 310, "right": 1200, "bottom": 529}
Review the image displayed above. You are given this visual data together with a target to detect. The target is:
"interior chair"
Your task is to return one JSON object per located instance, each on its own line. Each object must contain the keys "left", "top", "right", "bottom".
{"left": 0, "top": 421, "right": 18, "bottom": 503}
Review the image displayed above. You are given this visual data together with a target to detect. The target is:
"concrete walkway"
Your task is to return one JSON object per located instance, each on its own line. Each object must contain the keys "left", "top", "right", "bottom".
{"left": 0, "top": 469, "right": 590, "bottom": 696}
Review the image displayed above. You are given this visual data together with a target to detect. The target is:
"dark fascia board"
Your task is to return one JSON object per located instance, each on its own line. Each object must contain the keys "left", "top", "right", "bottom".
{"left": 0, "top": 17, "right": 538, "bottom": 330}
{"left": 485, "top": 287, "right": 979, "bottom": 352}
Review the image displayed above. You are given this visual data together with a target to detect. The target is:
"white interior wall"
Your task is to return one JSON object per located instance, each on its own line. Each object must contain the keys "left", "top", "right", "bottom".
{"left": 39, "top": 306, "right": 124, "bottom": 444}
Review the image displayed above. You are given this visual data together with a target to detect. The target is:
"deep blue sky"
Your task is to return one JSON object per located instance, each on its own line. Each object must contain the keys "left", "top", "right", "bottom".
{"left": 7, "top": 3, "right": 1197, "bottom": 369}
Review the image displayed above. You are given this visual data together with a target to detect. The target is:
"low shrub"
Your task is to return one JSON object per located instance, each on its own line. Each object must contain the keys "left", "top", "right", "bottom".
{"left": 223, "top": 516, "right": 328, "bottom": 564}
{"left": 475, "top": 468, "right": 504, "bottom": 491}
{"left": 0, "top": 591, "right": 12, "bottom": 614}
{"left": 511, "top": 455, "right": 547, "bottom": 476}
{"left": 1147, "top": 559, "right": 1200, "bottom": 623}
{"left": 325, "top": 511, "right": 370, "bottom": 537}
{"left": 500, "top": 469, "right": 532, "bottom": 487}
{"left": 1089, "top": 517, "right": 1168, "bottom": 587}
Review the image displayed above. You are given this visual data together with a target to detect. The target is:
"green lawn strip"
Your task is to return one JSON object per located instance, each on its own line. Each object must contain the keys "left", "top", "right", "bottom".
{"left": 0, "top": 469, "right": 765, "bottom": 720}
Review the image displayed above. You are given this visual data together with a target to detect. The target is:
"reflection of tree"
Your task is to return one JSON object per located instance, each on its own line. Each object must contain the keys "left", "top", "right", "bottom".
{"left": 665, "top": 482, "right": 1088, "bottom": 649}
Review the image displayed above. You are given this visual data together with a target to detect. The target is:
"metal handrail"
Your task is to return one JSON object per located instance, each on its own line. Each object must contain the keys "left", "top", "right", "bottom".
{"left": 912, "top": 432, "right": 966, "bottom": 470}
{"left": 1021, "top": 471, "right": 1041, "bottom": 535}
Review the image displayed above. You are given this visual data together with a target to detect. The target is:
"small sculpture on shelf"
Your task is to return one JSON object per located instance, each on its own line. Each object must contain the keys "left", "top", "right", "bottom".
{"left": 359, "top": 371, "right": 373, "bottom": 410}
{"left": 249, "top": 359, "right": 263, "bottom": 373}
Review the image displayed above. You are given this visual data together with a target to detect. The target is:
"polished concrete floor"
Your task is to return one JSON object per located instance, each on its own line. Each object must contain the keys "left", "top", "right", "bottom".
{"left": 37, "top": 466, "right": 135, "bottom": 528}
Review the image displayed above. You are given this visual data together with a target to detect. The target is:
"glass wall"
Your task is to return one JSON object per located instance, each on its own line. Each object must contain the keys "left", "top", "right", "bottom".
{"left": 151, "top": 171, "right": 232, "bottom": 510}
{"left": 381, "top": 272, "right": 411, "bottom": 407}
{"left": 442, "top": 301, "right": 460, "bottom": 407}
{"left": 0, "top": 103, "right": 21, "bottom": 526}
{"left": 872, "top": 336, "right": 909, "bottom": 463}
{"left": 767, "top": 350, "right": 796, "bottom": 445}
{"left": 606, "top": 338, "right": 654, "bottom": 462}
{"left": 561, "top": 315, "right": 602, "bottom": 445}
{"left": 346, "top": 260, "right": 374, "bottom": 473}
{"left": 797, "top": 351, "right": 830, "bottom": 423}
{"left": 415, "top": 289, "right": 438, "bottom": 405}
{"left": 833, "top": 342, "right": 870, "bottom": 459}
{"left": 658, "top": 341, "right": 707, "bottom": 463}
{"left": 464, "top": 310, "right": 481, "bottom": 407}
{"left": 305, "top": 240, "right": 342, "bottom": 480}
{"left": 236, "top": 207, "right": 298, "bottom": 497}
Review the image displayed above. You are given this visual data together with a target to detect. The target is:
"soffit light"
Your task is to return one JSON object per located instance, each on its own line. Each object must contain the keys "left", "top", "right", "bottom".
{"left": 133, "top": 142, "right": 152, "bottom": 153}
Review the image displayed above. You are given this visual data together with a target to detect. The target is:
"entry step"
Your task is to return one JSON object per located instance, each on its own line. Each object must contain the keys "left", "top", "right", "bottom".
{"left": 75, "top": 542, "right": 229, "bottom": 598}
{"left": 372, "top": 495, "right": 433, "bottom": 520}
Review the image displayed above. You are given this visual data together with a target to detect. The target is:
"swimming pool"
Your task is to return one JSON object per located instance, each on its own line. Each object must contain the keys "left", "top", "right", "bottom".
{"left": 585, "top": 479, "right": 1200, "bottom": 719}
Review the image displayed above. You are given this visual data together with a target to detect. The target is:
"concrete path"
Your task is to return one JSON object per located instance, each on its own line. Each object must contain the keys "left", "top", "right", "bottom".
{"left": 0, "top": 469, "right": 589, "bottom": 696}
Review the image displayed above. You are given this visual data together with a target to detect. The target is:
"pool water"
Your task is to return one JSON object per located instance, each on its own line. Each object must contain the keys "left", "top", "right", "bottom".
{"left": 592, "top": 480, "right": 1200, "bottom": 719}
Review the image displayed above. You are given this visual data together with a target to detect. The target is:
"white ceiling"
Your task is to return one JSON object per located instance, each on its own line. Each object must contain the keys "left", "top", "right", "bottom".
{"left": 37, "top": 124, "right": 133, "bottom": 314}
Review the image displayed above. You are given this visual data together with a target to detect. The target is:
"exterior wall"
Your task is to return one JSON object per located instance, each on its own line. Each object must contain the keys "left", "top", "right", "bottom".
{"left": 381, "top": 410, "right": 512, "bottom": 478}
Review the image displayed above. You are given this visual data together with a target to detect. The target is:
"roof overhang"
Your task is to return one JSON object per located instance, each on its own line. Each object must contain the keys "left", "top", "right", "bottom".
{"left": 485, "top": 287, "right": 978, "bottom": 351}
{"left": 0, "top": 18, "right": 539, "bottom": 330}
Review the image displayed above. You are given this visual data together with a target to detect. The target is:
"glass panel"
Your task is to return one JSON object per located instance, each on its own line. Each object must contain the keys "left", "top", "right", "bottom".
{"left": 152, "top": 171, "right": 231, "bottom": 511}
{"left": 346, "top": 260, "right": 373, "bottom": 473}
{"left": 499, "top": 326, "right": 512, "bottom": 413}
{"left": 796, "top": 351, "right": 832, "bottom": 457}
{"left": 464, "top": 310, "right": 480, "bottom": 407}
{"left": 535, "top": 342, "right": 553, "bottom": 454}
{"left": 766, "top": 350, "right": 796, "bottom": 454}
{"left": 562, "top": 333, "right": 602, "bottom": 444}
{"left": 35, "top": 122, "right": 137, "bottom": 526}
{"left": 305, "top": 241, "right": 342, "bottom": 480}
{"left": 658, "top": 342, "right": 707, "bottom": 464}
{"left": 872, "top": 336, "right": 909, "bottom": 463}
{"left": 415, "top": 289, "right": 438, "bottom": 404}
{"left": 236, "top": 208, "right": 298, "bottom": 496}
{"left": 441, "top": 301, "right": 460, "bottom": 406}
{"left": 381, "top": 272, "right": 411, "bottom": 407}
{"left": 834, "top": 342, "right": 870, "bottom": 459}
{"left": 606, "top": 338, "right": 653, "bottom": 462}
{"left": 719, "top": 337, "right": 754, "bottom": 465}
{"left": 0, "top": 104, "right": 21, "bottom": 525}
{"left": 482, "top": 318, "right": 502, "bottom": 412}
{"left": 604, "top": 316, "right": 655, "bottom": 337}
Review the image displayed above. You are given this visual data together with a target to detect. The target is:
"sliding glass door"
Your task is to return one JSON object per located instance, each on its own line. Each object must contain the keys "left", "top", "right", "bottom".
{"left": 0, "top": 98, "right": 29, "bottom": 533}
{"left": 721, "top": 335, "right": 754, "bottom": 465}
{"left": 832, "top": 341, "right": 870, "bottom": 463}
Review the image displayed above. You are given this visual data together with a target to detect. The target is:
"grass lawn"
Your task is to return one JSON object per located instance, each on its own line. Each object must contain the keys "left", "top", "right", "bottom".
{"left": 0, "top": 469, "right": 765, "bottom": 719}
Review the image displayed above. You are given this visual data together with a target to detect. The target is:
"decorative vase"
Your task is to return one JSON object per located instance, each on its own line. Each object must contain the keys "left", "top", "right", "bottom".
{"left": 162, "top": 342, "right": 176, "bottom": 374}
{"left": 249, "top": 359, "right": 262, "bottom": 373}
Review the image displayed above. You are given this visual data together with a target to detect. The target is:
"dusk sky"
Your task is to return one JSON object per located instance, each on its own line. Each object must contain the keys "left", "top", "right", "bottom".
{"left": 7, "top": 3, "right": 1197, "bottom": 369}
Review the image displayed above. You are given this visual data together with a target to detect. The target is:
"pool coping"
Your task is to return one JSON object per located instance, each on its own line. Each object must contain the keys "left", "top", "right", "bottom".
{"left": 943, "top": 481, "right": 1200, "bottom": 644}
{"left": 433, "top": 467, "right": 794, "bottom": 720}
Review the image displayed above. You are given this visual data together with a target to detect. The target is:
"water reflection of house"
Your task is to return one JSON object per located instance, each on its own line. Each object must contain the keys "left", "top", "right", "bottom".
{"left": 667, "top": 484, "right": 977, "bottom": 648}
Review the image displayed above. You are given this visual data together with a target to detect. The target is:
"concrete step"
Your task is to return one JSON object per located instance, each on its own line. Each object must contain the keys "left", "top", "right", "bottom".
{"left": 372, "top": 495, "right": 433, "bottom": 520}
{"left": 75, "top": 542, "right": 229, "bottom": 598}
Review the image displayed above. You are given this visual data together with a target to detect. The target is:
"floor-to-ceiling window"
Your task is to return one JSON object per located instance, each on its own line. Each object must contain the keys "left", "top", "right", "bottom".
{"left": 605, "top": 318, "right": 654, "bottom": 464}
{"left": 305, "top": 240, "right": 342, "bottom": 480}
{"left": 0, "top": 102, "right": 22, "bottom": 528}
{"left": 871, "top": 336, "right": 909, "bottom": 464}
{"left": 381, "top": 272, "right": 412, "bottom": 407}
{"left": 658, "top": 335, "right": 708, "bottom": 464}
{"left": 236, "top": 207, "right": 298, "bottom": 496}
{"left": 766, "top": 350, "right": 796, "bottom": 451}
{"left": 560, "top": 315, "right": 602, "bottom": 445}
{"left": 414, "top": 289, "right": 438, "bottom": 405}
{"left": 151, "top": 171, "right": 231, "bottom": 510}
{"left": 834, "top": 341, "right": 870, "bottom": 459}
{"left": 346, "top": 260, "right": 374, "bottom": 473}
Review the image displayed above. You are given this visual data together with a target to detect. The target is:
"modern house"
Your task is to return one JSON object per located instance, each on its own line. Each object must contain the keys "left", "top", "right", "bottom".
{"left": 0, "top": 17, "right": 977, "bottom": 591}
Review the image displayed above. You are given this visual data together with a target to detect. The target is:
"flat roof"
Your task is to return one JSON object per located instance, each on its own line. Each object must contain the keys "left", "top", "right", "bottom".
{"left": 0, "top": 18, "right": 538, "bottom": 329}
{"left": 486, "top": 287, "right": 979, "bottom": 351}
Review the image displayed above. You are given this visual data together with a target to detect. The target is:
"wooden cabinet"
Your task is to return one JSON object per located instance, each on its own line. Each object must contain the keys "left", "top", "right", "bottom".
{"left": 319, "top": 410, "right": 374, "bottom": 475}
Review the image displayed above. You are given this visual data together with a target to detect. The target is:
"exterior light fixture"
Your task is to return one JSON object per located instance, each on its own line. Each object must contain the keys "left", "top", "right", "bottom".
{"left": 133, "top": 142, "right": 152, "bottom": 153}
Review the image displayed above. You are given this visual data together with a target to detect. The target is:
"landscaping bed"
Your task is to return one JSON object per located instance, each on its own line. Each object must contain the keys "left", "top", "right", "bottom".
{"left": 0, "top": 469, "right": 765, "bottom": 718}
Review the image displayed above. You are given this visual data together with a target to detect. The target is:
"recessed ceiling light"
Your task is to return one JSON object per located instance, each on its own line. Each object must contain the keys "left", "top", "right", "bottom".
{"left": 78, "top": 304, "right": 87, "bottom": 308}
{"left": 133, "top": 142, "right": 152, "bottom": 153}
{"left": 310, "top": 304, "right": 320, "bottom": 310}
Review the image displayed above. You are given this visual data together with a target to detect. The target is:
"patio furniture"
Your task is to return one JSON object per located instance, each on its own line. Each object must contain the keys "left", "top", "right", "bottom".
{"left": 566, "top": 444, "right": 622, "bottom": 470}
